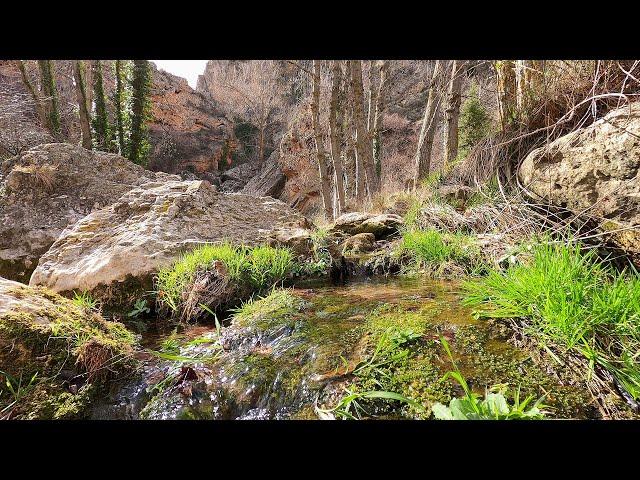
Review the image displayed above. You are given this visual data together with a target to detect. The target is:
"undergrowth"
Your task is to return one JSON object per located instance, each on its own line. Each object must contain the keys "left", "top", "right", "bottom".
{"left": 464, "top": 242, "right": 640, "bottom": 402}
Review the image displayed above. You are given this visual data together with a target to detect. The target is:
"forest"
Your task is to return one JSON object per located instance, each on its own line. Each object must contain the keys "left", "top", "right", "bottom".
{"left": 0, "top": 59, "right": 639, "bottom": 421}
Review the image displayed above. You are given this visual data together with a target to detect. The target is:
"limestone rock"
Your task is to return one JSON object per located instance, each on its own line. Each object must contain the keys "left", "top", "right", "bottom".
{"left": 341, "top": 233, "right": 377, "bottom": 255}
{"left": 329, "top": 212, "right": 404, "bottom": 239}
{"left": 0, "top": 143, "right": 177, "bottom": 282}
{"left": 519, "top": 102, "right": 640, "bottom": 260}
{"left": 29, "top": 180, "right": 313, "bottom": 303}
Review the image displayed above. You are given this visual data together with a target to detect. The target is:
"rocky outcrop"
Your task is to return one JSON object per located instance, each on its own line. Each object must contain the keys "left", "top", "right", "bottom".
{"left": 30, "top": 180, "right": 313, "bottom": 304}
{"left": 329, "top": 212, "right": 404, "bottom": 239}
{"left": 219, "top": 161, "right": 261, "bottom": 192}
{"left": 0, "top": 277, "right": 137, "bottom": 419}
{"left": 241, "top": 152, "right": 286, "bottom": 198}
{"left": 519, "top": 102, "right": 640, "bottom": 260}
{"left": 148, "top": 64, "right": 235, "bottom": 174}
{"left": 0, "top": 143, "right": 177, "bottom": 283}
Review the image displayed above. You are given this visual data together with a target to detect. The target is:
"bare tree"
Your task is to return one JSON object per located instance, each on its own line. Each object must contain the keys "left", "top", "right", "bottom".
{"left": 413, "top": 60, "right": 444, "bottom": 189}
{"left": 16, "top": 60, "right": 47, "bottom": 129}
{"left": 311, "top": 60, "right": 334, "bottom": 219}
{"left": 349, "top": 60, "right": 378, "bottom": 198}
{"left": 73, "top": 61, "right": 92, "bottom": 149}
{"left": 442, "top": 60, "right": 465, "bottom": 171}
{"left": 496, "top": 60, "right": 516, "bottom": 130}
{"left": 329, "top": 60, "right": 346, "bottom": 214}
{"left": 202, "top": 61, "right": 284, "bottom": 163}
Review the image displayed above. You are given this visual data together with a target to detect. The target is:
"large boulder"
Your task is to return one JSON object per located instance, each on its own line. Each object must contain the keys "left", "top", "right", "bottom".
{"left": 519, "top": 103, "right": 640, "bottom": 260}
{"left": 29, "top": 180, "right": 313, "bottom": 305}
{"left": 329, "top": 212, "right": 404, "bottom": 239}
{"left": 0, "top": 143, "right": 177, "bottom": 282}
{"left": 0, "top": 277, "right": 137, "bottom": 419}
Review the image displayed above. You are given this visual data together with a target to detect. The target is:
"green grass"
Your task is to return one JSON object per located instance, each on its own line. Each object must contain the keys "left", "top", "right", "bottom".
{"left": 398, "top": 229, "right": 487, "bottom": 276}
{"left": 156, "top": 243, "right": 294, "bottom": 313}
{"left": 464, "top": 242, "right": 640, "bottom": 400}
{"left": 72, "top": 291, "right": 100, "bottom": 312}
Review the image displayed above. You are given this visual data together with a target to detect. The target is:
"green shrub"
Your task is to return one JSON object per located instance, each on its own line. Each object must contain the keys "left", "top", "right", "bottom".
{"left": 464, "top": 242, "right": 640, "bottom": 400}
{"left": 156, "top": 243, "right": 294, "bottom": 314}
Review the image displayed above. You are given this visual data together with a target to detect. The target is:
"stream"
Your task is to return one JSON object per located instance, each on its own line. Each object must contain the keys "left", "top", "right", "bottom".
{"left": 91, "top": 276, "right": 595, "bottom": 420}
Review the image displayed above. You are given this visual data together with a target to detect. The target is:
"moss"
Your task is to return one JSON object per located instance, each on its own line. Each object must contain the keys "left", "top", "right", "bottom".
{"left": 326, "top": 283, "right": 597, "bottom": 420}
{"left": 0, "top": 285, "right": 138, "bottom": 419}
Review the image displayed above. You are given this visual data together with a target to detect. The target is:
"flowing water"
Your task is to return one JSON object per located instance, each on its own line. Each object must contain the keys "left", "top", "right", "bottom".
{"left": 91, "top": 276, "right": 595, "bottom": 420}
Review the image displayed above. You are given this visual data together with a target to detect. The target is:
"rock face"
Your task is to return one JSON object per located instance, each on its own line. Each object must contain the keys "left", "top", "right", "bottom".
{"left": 0, "top": 143, "right": 177, "bottom": 282}
{"left": 241, "top": 152, "right": 287, "bottom": 198}
{"left": 149, "top": 64, "right": 235, "bottom": 175}
{"left": 519, "top": 103, "right": 640, "bottom": 259}
{"left": 30, "top": 180, "right": 313, "bottom": 303}
{"left": 0, "top": 277, "right": 137, "bottom": 419}
{"left": 329, "top": 212, "right": 404, "bottom": 239}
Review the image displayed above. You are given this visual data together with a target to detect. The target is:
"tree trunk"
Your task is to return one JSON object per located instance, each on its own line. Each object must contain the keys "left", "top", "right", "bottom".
{"left": 367, "top": 60, "right": 378, "bottom": 134}
{"left": 413, "top": 60, "right": 443, "bottom": 189}
{"left": 37, "top": 60, "right": 61, "bottom": 136}
{"left": 496, "top": 60, "right": 516, "bottom": 130}
{"left": 371, "top": 60, "right": 389, "bottom": 180}
{"left": 130, "top": 60, "right": 152, "bottom": 166}
{"left": 93, "top": 60, "right": 110, "bottom": 150}
{"left": 311, "top": 60, "right": 334, "bottom": 220}
{"left": 329, "top": 60, "right": 346, "bottom": 215}
{"left": 114, "top": 60, "right": 127, "bottom": 155}
{"left": 73, "top": 61, "right": 92, "bottom": 149}
{"left": 349, "top": 60, "right": 378, "bottom": 199}
{"left": 443, "top": 60, "right": 465, "bottom": 171}
{"left": 17, "top": 61, "right": 47, "bottom": 129}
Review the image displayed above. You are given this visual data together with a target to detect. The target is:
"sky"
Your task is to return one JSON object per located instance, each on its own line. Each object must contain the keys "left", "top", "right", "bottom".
{"left": 151, "top": 60, "right": 208, "bottom": 89}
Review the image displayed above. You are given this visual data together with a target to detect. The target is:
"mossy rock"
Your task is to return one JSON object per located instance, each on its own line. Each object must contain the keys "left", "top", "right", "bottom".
{"left": 0, "top": 278, "right": 139, "bottom": 419}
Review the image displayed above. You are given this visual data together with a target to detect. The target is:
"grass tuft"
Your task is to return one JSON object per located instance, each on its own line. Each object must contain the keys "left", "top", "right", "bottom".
{"left": 464, "top": 242, "right": 640, "bottom": 401}
{"left": 156, "top": 242, "right": 294, "bottom": 317}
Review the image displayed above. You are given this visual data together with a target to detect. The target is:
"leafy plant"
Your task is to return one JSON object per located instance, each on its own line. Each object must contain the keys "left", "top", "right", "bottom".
{"left": 315, "top": 388, "right": 424, "bottom": 420}
{"left": 432, "top": 337, "right": 547, "bottom": 420}
{"left": 128, "top": 298, "right": 151, "bottom": 318}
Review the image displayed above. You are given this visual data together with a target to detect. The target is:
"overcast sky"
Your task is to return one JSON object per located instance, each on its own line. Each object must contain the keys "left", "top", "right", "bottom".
{"left": 152, "top": 60, "right": 208, "bottom": 89}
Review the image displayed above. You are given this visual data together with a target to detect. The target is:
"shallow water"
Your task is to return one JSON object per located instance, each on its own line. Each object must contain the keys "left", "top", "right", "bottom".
{"left": 91, "top": 276, "right": 594, "bottom": 420}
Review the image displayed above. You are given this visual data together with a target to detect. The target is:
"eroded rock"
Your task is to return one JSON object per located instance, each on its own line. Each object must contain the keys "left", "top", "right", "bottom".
{"left": 0, "top": 143, "right": 177, "bottom": 282}
{"left": 519, "top": 102, "right": 640, "bottom": 261}
{"left": 29, "top": 180, "right": 314, "bottom": 304}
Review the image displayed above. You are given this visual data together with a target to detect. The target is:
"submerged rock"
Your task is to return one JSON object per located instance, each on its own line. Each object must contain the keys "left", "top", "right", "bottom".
{"left": 329, "top": 212, "right": 404, "bottom": 239}
{"left": 0, "top": 277, "right": 138, "bottom": 419}
{"left": 0, "top": 143, "right": 177, "bottom": 283}
{"left": 519, "top": 102, "right": 640, "bottom": 262}
{"left": 30, "top": 180, "right": 313, "bottom": 305}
